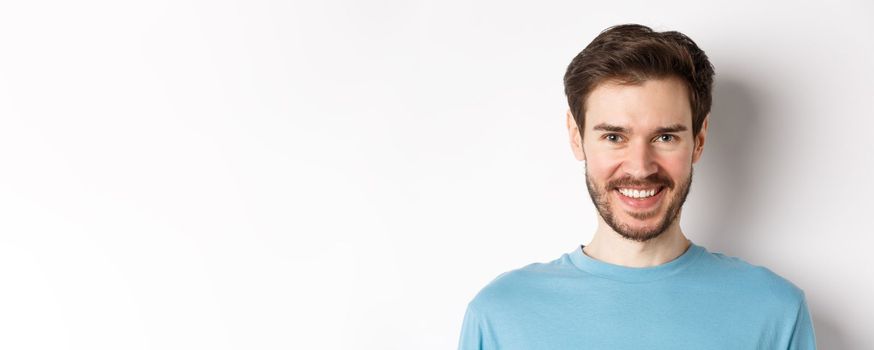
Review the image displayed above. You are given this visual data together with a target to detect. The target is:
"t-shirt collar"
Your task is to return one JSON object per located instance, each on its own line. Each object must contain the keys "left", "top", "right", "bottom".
{"left": 568, "top": 241, "right": 705, "bottom": 283}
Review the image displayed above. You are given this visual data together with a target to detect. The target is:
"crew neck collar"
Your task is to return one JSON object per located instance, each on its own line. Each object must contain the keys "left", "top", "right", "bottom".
{"left": 568, "top": 241, "right": 705, "bottom": 283}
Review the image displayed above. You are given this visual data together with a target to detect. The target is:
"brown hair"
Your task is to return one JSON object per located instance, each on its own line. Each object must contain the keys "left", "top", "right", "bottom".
{"left": 563, "top": 24, "right": 715, "bottom": 138}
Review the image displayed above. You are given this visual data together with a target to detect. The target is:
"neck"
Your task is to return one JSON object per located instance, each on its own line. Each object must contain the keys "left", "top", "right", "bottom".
{"left": 583, "top": 216, "right": 691, "bottom": 268}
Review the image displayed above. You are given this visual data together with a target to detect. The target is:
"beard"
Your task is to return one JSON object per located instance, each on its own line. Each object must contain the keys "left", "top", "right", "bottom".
{"left": 585, "top": 167, "right": 694, "bottom": 242}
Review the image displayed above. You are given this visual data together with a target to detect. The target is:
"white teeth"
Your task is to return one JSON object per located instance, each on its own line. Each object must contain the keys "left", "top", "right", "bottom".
{"left": 618, "top": 188, "right": 658, "bottom": 199}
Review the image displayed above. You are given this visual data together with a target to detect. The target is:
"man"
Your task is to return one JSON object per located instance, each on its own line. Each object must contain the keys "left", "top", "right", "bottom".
{"left": 457, "top": 24, "right": 816, "bottom": 349}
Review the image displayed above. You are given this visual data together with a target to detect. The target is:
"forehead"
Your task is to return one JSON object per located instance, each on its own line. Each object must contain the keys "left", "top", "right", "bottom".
{"left": 585, "top": 77, "right": 693, "bottom": 132}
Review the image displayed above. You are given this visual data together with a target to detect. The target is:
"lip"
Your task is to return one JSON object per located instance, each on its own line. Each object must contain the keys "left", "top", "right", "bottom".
{"left": 614, "top": 186, "right": 666, "bottom": 210}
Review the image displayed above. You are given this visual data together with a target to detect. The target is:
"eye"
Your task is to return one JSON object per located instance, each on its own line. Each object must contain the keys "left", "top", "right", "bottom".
{"left": 603, "top": 134, "right": 624, "bottom": 143}
{"left": 655, "top": 134, "right": 676, "bottom": 142}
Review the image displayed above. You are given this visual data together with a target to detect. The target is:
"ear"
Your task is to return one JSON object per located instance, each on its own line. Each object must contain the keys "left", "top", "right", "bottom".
{"left": 567, "top": 109, "right": 586, "bottom": 161}
{"left": 692, "top": 114, "right": 709, "bottom": 164}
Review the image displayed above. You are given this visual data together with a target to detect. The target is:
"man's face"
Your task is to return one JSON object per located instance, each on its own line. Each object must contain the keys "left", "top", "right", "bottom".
{"left": 567, "top": 77, "right": 707, "bottom": 242}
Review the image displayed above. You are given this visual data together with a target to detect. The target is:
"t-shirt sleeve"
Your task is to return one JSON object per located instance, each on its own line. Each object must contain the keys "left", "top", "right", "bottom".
{"left": 457, "top": 304, "right": 485, "bottom": 350}
{"left": 787, "top": 293, "right": 817, "bottom": 350}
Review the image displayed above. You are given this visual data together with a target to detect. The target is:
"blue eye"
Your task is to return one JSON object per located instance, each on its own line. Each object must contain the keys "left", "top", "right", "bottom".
{"left": 656, "top": 135, "right": 675, "bottom": 142}
{"left": 604, "top": 134, "right": 622, "bottom": 142}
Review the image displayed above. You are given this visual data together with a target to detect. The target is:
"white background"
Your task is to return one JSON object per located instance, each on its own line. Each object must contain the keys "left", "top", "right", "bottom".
{"left": 1, "top": 0, "right": 872, "bottom": 349}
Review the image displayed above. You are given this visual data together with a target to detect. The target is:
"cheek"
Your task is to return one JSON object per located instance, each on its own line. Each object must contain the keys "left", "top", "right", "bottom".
{"left": 657, "top": 154, "right": 693, "bottom": 178}
{"left": 585, "top": 153, "right": 622, "bottom": 179}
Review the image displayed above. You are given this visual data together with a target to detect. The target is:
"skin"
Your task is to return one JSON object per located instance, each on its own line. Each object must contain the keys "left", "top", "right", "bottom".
{"left": 566, "top": 77, "right": 709, "bottom": 268}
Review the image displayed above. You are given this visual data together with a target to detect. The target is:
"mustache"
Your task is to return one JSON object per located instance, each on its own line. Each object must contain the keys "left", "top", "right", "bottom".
{"left": 607, "top": 173, "right": 674, "bottom": 190}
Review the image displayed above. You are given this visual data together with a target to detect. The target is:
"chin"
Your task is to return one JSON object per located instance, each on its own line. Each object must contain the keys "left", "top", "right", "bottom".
{"left": 610, "top": 210, "right": 673, "bottom": 242}
{"left": 616, "top": 226, "right": 668, "bottom": 242}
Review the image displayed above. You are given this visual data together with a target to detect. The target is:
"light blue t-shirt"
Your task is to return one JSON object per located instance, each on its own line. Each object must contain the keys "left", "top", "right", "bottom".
{"left": 458, "top": 242, "right": 816, "bottom": 349}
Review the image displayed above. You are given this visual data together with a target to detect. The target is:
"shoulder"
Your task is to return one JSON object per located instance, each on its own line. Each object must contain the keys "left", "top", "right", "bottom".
{"left": 466, "top": 252, "right": 580, "bottom": 313}
{"left": 697, "top": 248, "right": 807, "bottom": 305}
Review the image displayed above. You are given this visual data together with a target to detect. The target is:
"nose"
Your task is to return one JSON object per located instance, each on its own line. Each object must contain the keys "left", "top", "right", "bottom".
{"left": 622, "top": 141, "right": 659, "bottom": 179}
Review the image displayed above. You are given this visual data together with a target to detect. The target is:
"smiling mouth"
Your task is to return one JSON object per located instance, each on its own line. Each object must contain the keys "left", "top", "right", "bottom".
{"left": 615, "top": 186, "right": 665, "bottom": 199}
{"left": 613, "top": 186, "right": 666, "bottom": 210}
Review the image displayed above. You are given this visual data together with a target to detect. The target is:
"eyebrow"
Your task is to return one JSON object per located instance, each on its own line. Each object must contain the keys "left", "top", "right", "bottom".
{"left": 654, "top": 124, "right": 688, "bottom": 134}
{"left": 592, "top": 123, "right": 688, "bottom": 134}
{"left": 592, "top": 123, "right": 629, "bottom": 133}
